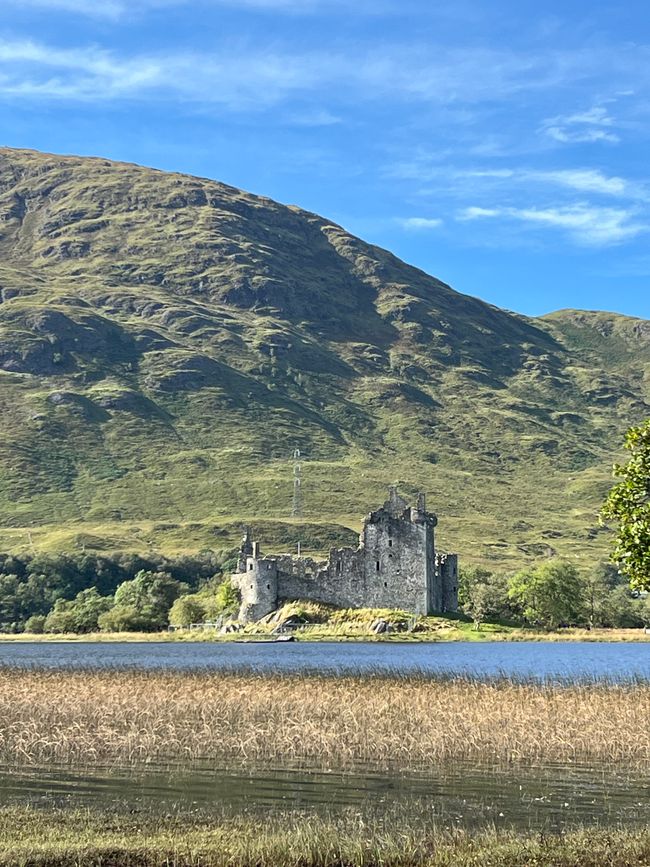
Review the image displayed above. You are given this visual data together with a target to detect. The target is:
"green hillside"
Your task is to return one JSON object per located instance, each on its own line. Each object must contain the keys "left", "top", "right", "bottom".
{"left": 0, "top": 147, "right": 648, "bottom": 568}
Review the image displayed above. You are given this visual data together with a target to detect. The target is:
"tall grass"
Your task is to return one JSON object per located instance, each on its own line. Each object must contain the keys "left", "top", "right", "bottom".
{"left": 1, "top": 667, "right": 649, "bottom": 768}
{"left": 1, "top": 806, "right": 650, "bottom": 867}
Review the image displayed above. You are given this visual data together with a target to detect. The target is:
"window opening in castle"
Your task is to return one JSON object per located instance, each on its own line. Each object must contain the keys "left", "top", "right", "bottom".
{"left": 376, "top": 560, "right": 380, "bottom": 572}
{"left": 388, "top": 539, "right": 393, "bottom": 547}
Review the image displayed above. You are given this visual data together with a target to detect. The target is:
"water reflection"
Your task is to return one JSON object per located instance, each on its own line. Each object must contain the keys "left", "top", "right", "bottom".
{"left": 1, "top": 760, "right": 647, "bottom": 832}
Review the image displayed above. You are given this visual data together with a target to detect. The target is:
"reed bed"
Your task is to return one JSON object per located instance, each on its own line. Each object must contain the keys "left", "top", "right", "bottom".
{"left": 1, "top": 806, "right": 650, "bottom": 867}
{"left": 1, "top": 667, "right": 650, "bottom": 769}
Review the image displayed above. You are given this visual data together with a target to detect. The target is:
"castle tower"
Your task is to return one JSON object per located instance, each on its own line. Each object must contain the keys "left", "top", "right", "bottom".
{"left": 361, "top": 487, "right": 439, "bottom": 615}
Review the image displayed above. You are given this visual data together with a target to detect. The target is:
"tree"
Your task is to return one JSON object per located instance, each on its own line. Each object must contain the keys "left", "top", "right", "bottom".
{"left": 599, "top": 586, "right": 644, "bottom": 628}
{"left": 44, "top": 588, "right": 113, "bottom": 634}
{"left": 169, "top": 595, "right": 206, "bottom": 628}
{"left": 24, "top": 614, "right": 46, "bottom": 634}
{"left": 459, "top": 567, "right": 517, "bottom": 629}
{"left": 602, "top": 419, "right": 650, "bottom": 590}
{"left": 98, "top": 604, "right": 156, "bottom": 633}
{"left": 113, "top": 570, "right": 187, "bottom": 630}
{"left": 210, "top": 577, "right": 240, "bottom": 616}
{"left": 508, "top": 560, "right": 585, "bottom": 629}
{"left": 460, "top": 568, "right": 508, "bottom": 629}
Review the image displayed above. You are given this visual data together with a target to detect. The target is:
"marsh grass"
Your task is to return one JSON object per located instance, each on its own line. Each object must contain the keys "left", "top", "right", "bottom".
{"left": 1, "top": 667, "right": 650, "bottom": 769}
{"left": 1, "top": 806, "right": 650, "bottom": 867}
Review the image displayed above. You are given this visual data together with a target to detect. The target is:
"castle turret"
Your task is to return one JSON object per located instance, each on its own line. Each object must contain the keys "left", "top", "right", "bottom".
{"left": 237, "top": 526, "right": 254, "bottom": 573}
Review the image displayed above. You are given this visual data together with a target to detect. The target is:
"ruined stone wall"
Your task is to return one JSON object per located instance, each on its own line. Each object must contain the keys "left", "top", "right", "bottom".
{"left": 437, "top": 553, "right": 459, "bottom": 613}
{"left": 274, "top": 554, "right": 330, "bottom": 603}
{"left": 287, "top": 547, "right": 366, "bottom": 609}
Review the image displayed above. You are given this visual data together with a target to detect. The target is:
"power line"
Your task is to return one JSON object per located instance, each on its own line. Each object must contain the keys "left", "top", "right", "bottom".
{"left": 292, "top": 448, "right": 302, "bottom": 518}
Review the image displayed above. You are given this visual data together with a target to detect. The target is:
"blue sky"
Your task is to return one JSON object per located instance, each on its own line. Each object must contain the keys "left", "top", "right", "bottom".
{"left": 1, "top": 0, "right": 649, "bottom": 319}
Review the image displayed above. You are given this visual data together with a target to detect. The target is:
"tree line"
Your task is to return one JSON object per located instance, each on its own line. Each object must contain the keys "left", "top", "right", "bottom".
{"left": 0, "top": 549, "right": 240, "bottom": 634}
{"left": 460, "top": 559, "right": 648, "bottom": 631}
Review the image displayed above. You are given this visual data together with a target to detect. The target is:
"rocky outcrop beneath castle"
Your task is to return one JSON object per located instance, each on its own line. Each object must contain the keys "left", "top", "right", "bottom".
{"left": 232, "top": 487, "right": 459, "bottom": 623}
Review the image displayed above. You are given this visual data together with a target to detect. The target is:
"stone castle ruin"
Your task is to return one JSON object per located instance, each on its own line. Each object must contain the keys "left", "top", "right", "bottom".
{"left": 232, "top": 487, "right": 458, "bottom": 622}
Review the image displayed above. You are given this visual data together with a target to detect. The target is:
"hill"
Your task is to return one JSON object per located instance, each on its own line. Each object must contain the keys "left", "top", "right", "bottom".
{"left": 0, "top": 147, "right": 648, "bottom": 569}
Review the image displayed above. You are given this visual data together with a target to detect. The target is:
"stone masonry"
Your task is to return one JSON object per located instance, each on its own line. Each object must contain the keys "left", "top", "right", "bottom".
{"left": 232, "top": 487, "right": 459, "bottom": 622}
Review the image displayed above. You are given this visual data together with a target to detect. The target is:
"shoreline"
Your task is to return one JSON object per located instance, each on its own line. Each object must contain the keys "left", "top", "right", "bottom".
{"left": 1, "top": 625, "right": 650, "bottom": 642}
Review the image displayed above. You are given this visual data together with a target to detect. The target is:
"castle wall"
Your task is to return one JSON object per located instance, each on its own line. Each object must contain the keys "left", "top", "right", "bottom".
{"left": 437, "top": 553, "right": 459, "bottom": 613}
{"left": 290, "top": 547, "right": 366, "bottom": 609}
{"left": 232, "top": 489, "right": 459, "bottom": 622}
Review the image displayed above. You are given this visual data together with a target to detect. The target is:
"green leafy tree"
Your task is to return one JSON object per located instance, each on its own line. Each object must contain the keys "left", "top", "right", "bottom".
{"left": 210, "top": 577, "right": 240, "bottom": 616}
{"left": 602, "top": 419, "right": 650, "bottom": 590}
{"left": 599, "top": 586, "right": 644, "bottom": 628}
{"left": 508, "top": 560, "right": 585, "bottom": 629}
{"left": 168, "top": 595, "right": 207, "bottom": 628}
{"left": 44, "top": 588, "right": 113, "bottom": 634}
{"left": 582, "top": 568, "right": 614, "bottom": 628}
{"left": 459, "top": 567, "right": 517, "bottom": 629}
{"left": 43, "top": 600, "right": 78, "bottom": 634}
{"left": 113, "top": 570, "right": 187, "bottom": 630}
{"left": 24, "top": 614, "right": 46, "bottom": 634}
{"left": 97, "top": 604, "right": 155, "bottom": 633}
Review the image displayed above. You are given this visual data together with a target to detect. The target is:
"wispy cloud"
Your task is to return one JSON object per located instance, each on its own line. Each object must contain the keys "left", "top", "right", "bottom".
{"left": 542, "top": 104, "right": 620, "bottom": 144}
{"left": 463, "top": 167, "right": 637, "bottom": 197}
{"left": 458, "top": 203, "right": 647, "bottom": 245}
{"left": 0, "top": 36, "right": 615, "bottom": 110}
{"left": 0, "top": 38, "right": 330, "bottom": 106}
{"left": 399, "top": 217, "right": 443, "bottom": 230}
{"left": 4, "top": 0, "right": 386, "bottom": 20}
{"left": 4, "top": 0, "right": 126, "bottom": 17}
{"left": 288, "top": 109, "right": 342, "bottom": 127}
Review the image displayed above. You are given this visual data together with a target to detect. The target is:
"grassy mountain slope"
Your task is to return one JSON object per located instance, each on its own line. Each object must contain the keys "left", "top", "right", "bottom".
{"left": 0, "top": 147, "right": 648, "bottom": 568}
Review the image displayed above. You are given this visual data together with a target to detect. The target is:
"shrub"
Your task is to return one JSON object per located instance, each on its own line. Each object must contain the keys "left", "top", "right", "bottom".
{"left": 98, "top": 604, "right": 157, "bottom": 633}
{"left": 23, "top": 614, "right": 46, "bottom": 634}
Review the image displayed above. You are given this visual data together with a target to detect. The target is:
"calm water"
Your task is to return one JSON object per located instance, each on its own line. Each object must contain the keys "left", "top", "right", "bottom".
{"left": 1, "top": 640, "right": 650, "bottom": 679}
{"left": 1, "top": 760, "right": 647, "bottom": 833}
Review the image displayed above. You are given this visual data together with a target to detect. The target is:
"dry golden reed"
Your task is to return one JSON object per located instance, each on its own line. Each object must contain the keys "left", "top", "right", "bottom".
{"left": 1, "top": 668, "right": 649, "bottom": 769}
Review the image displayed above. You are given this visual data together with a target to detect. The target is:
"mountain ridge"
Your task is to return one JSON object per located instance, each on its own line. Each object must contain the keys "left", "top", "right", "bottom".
{"left": 0, "top": 146, "right": 648, "bottom": 568}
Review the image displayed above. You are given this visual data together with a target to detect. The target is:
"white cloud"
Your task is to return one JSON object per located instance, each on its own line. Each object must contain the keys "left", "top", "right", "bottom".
{"left": 459, "top": 203, "right": 646, "bottom": 245}
{"left": 463, "top": 167, "right": 632, "bottom": 197}
{"left": 532, "top": 169, "right": 627, "bottom": 195}
{"left": 0, "top": 38, "right": 330, "bottom": 105}
{"left": 0, "top": 35, "right": 613, "bottom": 111}
{"left": 564, "top": 106, "right": 614, "bottom": 126}
{"left": 459, "top": 206, "right": 500, "bottom": 219}
{"left": 400, "top": 217, "right": 443, "bottom": 230}
{"left": 542, "top": 104, "right": 621, "bottom": 144}
{"left": 545, "top": 126, "right": 620, "bottom": 144}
